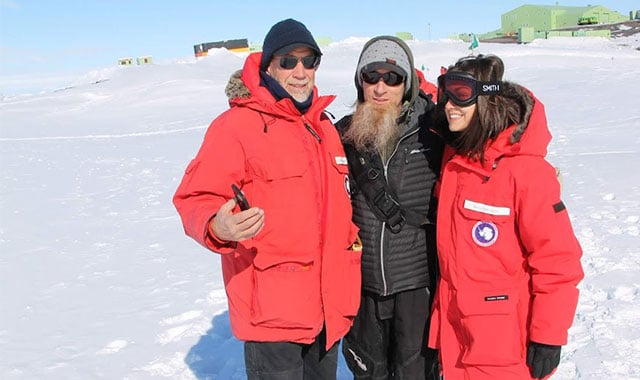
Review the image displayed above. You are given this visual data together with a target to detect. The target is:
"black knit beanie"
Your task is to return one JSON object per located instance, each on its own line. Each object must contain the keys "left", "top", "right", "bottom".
{"left": 260, "top": 18, "right": 322, "bottom": 71}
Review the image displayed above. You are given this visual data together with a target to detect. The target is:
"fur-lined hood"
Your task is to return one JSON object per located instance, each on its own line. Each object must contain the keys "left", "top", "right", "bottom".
{"left": 485, "top": 87, "right": 550, "bottom": 164}
{"left": 221, "top": 52, "right": 334, "bottom": 122}
{"left": 442, "top": 85, "right": 550, "bottom": 174}
{"left": 225, "top": 69, "right": 251, "bottom": 100}
{"left": 503, "top": 81, "right": 535, "bottom": 145}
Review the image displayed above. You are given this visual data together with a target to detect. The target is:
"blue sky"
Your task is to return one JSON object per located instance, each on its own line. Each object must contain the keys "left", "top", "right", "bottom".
{"left": 0, "top": 0, "right": 637, "bottom": 77}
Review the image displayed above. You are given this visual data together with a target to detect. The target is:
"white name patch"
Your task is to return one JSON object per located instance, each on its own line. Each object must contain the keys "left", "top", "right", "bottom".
{"left": 464, "top": 200, "right": 511, "bottom": 216}
{"left": 335, "top": 156, "right": 348, "bottom": 165}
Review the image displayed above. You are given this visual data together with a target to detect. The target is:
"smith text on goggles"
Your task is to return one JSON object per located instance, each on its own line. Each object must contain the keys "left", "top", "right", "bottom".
{"left": 437, "top": 71, "right": 502, "bottom": 106}
{"left": 361, "top": 70, "right": 405, "bottom": 86}
{"left": 278, "top": 55, "right": 321, "bottom": 70}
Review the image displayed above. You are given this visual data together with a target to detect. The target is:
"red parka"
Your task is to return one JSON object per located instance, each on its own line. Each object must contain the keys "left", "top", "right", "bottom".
{"left": 173, "top": 52, "right": 361, "bottom": 349}
{"left": 415, "top": 68, "right": 438, "bottom": 100}
{"left": 428, "top": 94, "right": 584, "bottom": 379}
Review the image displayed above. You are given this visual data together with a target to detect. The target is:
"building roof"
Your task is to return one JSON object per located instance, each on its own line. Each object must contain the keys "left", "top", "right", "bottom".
{"left": 508, "top": 4, "right": 601, "bottom": 12}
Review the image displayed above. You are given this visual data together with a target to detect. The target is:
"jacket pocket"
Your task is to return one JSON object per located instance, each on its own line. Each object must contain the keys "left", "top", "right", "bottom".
{"left": 250, "top": 253, "right": 321, "bottom": 329}
{"left": 458, "top": 198, "right": 514, "bottom": 249}
{"left": 329, "top": 149, "right": 351, "bottom": 189}
{"left": 247, "top": 153, "right": 313, "bottom": 244}
{"left": 330, "top": 153, "right": 350, "bottom": 175}
{"left": 336, "top": 246, "right": 362, "bottom": 317}
{"left": 456, "top": 288, "right": 523, "bottom": 366}
{"left": 457, "top": 198, "right": 522, "bottom": 281}
{"left": 248, "top": 151, "right": 307, "bottom": 181}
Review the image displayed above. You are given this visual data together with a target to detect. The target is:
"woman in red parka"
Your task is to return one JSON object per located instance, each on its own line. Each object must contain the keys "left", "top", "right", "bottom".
{"left": 427, "top": 54, "right": 584, "bottom": 379}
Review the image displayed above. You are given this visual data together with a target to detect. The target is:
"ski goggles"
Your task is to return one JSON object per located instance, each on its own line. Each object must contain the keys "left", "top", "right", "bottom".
{"left": 361, "top": 70, "right": 405, "bottom": 86}
{"left": 437, "top": 71, "right": 502, "bottom": 107}
{"left": 278, "top": 55, "right": 321, "bottom": 70}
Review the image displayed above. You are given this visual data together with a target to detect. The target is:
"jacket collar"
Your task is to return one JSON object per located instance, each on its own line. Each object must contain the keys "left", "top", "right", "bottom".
{"left": 226, "top": 52, "right": 335, "bottom": 123}
{"left": 451, "top": 95, "right": 551, "bottom": 175}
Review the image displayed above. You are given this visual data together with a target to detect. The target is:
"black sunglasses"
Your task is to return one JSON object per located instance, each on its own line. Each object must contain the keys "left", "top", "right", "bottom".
{"left": 361, "top": 70, "right": 405, "bottom": 86}
{"left": 278, "top": 55, "right": 321, "bottom": 70}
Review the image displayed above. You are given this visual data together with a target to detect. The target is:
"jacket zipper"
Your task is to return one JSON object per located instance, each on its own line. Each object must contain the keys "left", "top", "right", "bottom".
{"left": 379, "top": 126, "right": 420, "bottom": 296}
{"left": 304, "top": 122, "right": 322, "bottom": 143}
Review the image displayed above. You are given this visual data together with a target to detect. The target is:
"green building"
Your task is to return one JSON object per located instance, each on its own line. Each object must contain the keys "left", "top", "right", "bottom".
{"left": 395, "top": 32, "right": 414, "bottom": 41}
{"left": 500, "top": 4, "right": 628, "bottom": 36}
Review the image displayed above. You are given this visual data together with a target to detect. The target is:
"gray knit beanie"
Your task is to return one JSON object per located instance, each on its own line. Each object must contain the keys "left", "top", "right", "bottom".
{"left": 355, "top": 36, "right": 414, "bottom": 99}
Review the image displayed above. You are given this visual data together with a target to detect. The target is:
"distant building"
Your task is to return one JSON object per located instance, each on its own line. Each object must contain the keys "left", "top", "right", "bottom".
{"left": 194, "top": 39, "right": 249, "bottom": 58}
{"left": 314, "top": 36, "right": 332, "bottom": 48}
{"left": 118, "top": 57, "right": 133, "bottom": 66}
{"left": 136, "top": 56, "right": 153, "bottom": 65}
{"left": 395, "top": 32, "right": 414, "bottom": 41}
{"left": 500, "top": 4, "right": 628, "bottom": 36}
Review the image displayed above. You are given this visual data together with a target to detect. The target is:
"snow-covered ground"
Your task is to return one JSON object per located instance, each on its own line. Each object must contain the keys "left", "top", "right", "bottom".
{"left": 1, "top": 35, "right": 639, "bottom": 379}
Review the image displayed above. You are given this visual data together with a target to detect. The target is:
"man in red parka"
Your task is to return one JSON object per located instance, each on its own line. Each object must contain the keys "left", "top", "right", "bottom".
{"left": 173, "top": 18, "right": 361, "bottom": 380}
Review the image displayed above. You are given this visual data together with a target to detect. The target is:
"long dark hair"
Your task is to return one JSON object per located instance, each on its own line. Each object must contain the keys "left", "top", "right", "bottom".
{"left": 435, "top": 54, "right": 534, "bottom": 163}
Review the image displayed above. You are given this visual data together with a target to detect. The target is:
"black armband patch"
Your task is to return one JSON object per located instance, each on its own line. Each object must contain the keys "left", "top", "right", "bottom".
{"left": 553, "top": 201, "right": 566, "bottom": 213}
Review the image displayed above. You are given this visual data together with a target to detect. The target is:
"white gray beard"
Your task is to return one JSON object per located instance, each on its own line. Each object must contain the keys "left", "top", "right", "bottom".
{"left": 342, "top": 101, "right": 402, "bottom": 161}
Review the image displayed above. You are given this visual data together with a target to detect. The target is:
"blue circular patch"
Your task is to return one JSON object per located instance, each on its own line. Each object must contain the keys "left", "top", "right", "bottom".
{"left": 472, "top": 221, "right": 498, "bottom": 247}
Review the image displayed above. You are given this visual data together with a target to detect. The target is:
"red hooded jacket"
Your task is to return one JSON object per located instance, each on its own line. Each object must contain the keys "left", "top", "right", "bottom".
{"left": 415, "top": 68, "right": 438, "bottom": 99}
{"left": 173, "top": 52, "right": 361, "bottom": 349}
{"left": 428, "top": 94, "right": 584, "bottom": 379}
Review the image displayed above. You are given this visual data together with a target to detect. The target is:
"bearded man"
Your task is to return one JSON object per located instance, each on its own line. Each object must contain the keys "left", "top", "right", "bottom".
{"left": 336, "top": 36, "right": 444, "bottom": 380}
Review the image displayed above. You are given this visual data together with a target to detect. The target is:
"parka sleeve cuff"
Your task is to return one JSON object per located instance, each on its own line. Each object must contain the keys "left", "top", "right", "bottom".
{"left": 203, "top": 214, "right": 237, "bottom": 254}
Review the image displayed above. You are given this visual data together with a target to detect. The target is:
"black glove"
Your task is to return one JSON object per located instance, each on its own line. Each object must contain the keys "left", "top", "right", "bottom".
{"left": 527, "top": 341, "right": 561, "bottom": 379}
